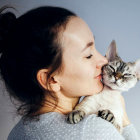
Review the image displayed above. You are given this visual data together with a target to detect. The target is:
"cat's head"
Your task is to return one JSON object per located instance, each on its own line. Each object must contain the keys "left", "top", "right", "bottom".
{"left": 102, "top": 40, "right": 140, "bottom": 91}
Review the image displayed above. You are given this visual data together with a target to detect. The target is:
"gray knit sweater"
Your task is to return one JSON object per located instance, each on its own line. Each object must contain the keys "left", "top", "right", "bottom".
{"left": 8, "top": 112, "right": 140, "bottom": 140}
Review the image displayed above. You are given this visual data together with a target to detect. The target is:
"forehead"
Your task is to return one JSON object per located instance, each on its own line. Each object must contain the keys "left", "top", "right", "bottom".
{"left": 63, "top": 17, "right": 93, "bottom": 39}
{"left": 109, "top": 60, "right": 134, "bottom": 73}
{"left": 61, "top": 16, "right": 94, "bottom": 52}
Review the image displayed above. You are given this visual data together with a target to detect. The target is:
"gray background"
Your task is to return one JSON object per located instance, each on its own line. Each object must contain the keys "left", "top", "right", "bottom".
{"left": 0, "top": 0, "right": 140, "bottom": 139}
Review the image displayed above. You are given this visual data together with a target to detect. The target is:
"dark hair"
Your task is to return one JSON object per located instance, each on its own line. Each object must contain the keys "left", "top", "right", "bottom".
{"left": 0, "top": 5, "right": 76, "bottom": 122}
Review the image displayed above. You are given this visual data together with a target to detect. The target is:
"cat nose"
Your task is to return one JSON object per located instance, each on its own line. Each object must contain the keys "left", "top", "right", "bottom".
{"left": 115, "top": 72, "right": 122, "bottom": 80}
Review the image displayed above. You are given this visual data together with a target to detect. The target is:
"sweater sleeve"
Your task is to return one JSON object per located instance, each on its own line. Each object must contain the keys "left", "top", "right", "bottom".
{"left": 83, "top": 115, "right": 140, "bottom": 140}
{"left": 122, "top": 124, "right": 140, "bottom": 140}
{"left": 82, "top": 115, "right": 125, "bottom": 140}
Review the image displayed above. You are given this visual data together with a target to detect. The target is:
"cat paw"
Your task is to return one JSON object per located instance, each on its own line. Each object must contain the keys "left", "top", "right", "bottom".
{"left": 66, "top": 110, "right": 86, "bottom": 124}
{"left": 98, "top": 109, "right": 115, "bottom": 124}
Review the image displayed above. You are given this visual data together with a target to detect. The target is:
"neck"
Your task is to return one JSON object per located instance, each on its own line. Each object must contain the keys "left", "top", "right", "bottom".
{"left": 36, "top": 93, "right": 80, "bottom": 115}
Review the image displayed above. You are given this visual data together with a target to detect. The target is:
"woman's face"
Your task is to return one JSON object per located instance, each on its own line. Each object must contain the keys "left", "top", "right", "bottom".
{"left": 57, "top": 16, "right": 108, "bottom": 98}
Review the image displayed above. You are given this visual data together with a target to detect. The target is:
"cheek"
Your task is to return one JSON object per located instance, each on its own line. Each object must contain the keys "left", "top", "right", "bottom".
{"left": 65, "top": 57, "right": 97, "bottom": 79}
{"left": 62, "top": 62, "right": 94, "bottom": 87}
{"left": 120, "top": 77, "right": 137, "bottom": 89}
{"left": 59, "top": 60, "right": 100, "bottom": 97}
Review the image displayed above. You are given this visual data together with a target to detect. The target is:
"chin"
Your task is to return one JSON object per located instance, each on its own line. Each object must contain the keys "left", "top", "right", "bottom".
{"left": 95, "top": 80, "right": 104, "bottom": 94}
{"left": 88, "top": 80, "right": 103, "bottom": 96}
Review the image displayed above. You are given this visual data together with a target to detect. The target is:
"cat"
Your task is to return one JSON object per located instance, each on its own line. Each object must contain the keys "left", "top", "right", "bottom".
{"left": 66, "top": 40, "right": 140, "bottom": 133}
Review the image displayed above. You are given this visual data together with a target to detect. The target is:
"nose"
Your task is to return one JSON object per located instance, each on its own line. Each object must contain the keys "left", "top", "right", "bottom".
{"left": 115, "top": 72, "right": 122, "bottom": 80}
{"left": 96, "top": 50, "right": 108, "bottom": 69}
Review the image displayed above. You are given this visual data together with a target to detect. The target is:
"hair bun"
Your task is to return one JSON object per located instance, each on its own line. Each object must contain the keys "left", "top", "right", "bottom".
{"left": 0, "top": 6, "right": 16, "bottom": 53}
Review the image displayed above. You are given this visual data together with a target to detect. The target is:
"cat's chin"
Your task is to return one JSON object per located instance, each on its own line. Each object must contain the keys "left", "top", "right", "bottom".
{"left": 103, "top": 82, "right": 129, "bottom": 92}
{"left": 111, "top": 87, "right": 129, "bottom": 92}
{"left": 109, "top": 86, "right": 129, "bottom": 92}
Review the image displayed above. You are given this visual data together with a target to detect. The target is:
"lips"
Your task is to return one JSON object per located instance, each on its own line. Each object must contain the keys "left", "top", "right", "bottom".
{"left": 94, "top": 74, "right": 102, "bottom": 79}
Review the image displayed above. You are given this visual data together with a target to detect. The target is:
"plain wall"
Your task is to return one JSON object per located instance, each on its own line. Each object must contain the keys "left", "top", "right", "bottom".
{"left": 0, "top": 0, "right": 140, "bottom": 139}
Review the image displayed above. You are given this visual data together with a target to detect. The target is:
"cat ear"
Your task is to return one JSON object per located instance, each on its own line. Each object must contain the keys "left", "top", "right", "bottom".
{"left": 105, "top": 40, "right": 118, "bottom": 62}
{"left": 135, "top": 59, "right": 140, "bottom": 80}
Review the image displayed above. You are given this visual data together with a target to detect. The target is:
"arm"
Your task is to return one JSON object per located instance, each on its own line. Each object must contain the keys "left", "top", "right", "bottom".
{"left": 122, "top": 124, "right": 140, "bottom": 140}
{"left": 120, "top": 95, "right": 140, "bottom": 140}
{"left": 83, "top": 114, "right": 139, "bottom": 140}
{"left": 84, "top": 95, "right": 140, "bottom": 140}
{"left": 83, "top": 114, "right": 125, "bottom": 140}
{"left": 66, "top": 95, "right": 100, "bottom": 124}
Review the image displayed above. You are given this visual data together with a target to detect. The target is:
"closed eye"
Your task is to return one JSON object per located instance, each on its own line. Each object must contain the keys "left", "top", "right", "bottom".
{"left": 123, "top": 73, "right": 132, "bottom": 77}
{"left": 86, "top": 54, "right": 93, "bottom": 59}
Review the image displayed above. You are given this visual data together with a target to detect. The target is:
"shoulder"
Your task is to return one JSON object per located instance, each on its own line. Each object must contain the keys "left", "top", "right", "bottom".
{"left": 8, "top": 112, "right": 68, "bottom": 139}
{"left": 8, "top": 112, "right": 57, "bottom": 139}
{"left": 8, "top": 112, "right": 124, "bottom": 140}
{"left": 80, "top": 114, "right": 124, "bottom": 139}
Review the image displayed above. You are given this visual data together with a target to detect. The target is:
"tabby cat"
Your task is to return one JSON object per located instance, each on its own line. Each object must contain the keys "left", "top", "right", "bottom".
{"left": 66, "top": 40, "right": 140, "bottom": 133}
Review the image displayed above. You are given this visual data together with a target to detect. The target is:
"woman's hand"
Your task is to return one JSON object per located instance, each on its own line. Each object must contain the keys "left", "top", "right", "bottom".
{"left": 120, "top": 95, "right": 131, "bottom": 127}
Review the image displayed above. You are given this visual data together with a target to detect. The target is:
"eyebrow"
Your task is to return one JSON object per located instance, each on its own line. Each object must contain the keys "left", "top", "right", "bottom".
{"left": 81, "top": 41, "right": 94, "bottom": 52}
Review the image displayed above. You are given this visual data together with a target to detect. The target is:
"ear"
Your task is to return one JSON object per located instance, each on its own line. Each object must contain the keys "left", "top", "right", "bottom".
{"left": 135, "top": 59, "right": 140, "bottom": 80}
{"left": 49, "top": 75, "right": 61, "bottom": 92}
{"left": 36, "top": 69, "right": 61, "bottom": 92}
{"left": 105, "top": 40, "right": 118, "bottom": 62}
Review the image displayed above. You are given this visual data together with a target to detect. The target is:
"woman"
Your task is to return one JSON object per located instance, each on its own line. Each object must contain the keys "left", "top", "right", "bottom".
{"left": 0, "top": 6, "right": 139, "bottom": 140}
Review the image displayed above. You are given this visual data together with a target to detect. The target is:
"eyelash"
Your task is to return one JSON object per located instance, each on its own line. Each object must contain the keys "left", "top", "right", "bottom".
{"left": 86, "top": 54, "right": 93, "bottom": 59}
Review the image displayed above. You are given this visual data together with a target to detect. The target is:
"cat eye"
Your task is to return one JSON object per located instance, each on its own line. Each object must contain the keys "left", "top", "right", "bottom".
{"left": 123, "top": 73, "right": 132, "bottom": 77}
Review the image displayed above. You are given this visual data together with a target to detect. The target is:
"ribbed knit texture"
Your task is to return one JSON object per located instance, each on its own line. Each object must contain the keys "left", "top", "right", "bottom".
{"left": 8, "top": 112, "right": 140, "bottom": 140}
